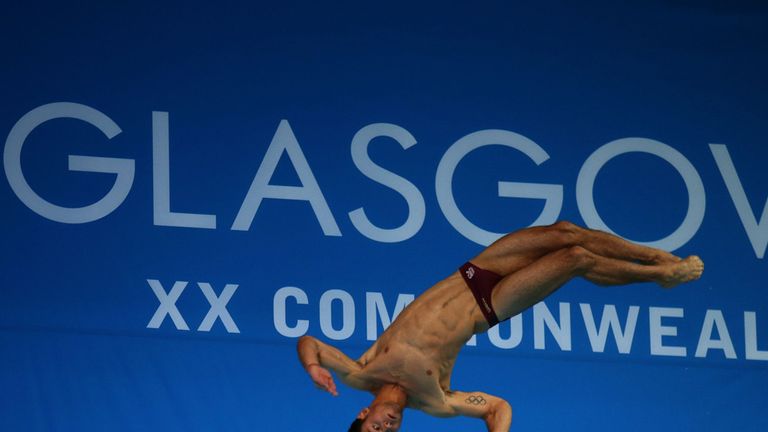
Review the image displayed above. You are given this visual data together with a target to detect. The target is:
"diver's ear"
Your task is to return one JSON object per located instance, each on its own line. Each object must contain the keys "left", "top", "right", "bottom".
{"left": 356, "top": 407, "right": 370, "bottom": 420}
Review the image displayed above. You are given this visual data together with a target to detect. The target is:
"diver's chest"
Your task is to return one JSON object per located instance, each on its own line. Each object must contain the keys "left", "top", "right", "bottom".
{"left": 369, "top": 349, "right": 444, "bottom": 389}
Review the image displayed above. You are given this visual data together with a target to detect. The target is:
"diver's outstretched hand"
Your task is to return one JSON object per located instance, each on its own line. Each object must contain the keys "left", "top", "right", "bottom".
{"left": 307, "top": 364, "right": 338, "bottom": 396}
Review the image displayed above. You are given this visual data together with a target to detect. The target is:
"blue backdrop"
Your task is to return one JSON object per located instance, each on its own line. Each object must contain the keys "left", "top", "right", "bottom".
{"left": 2, "top": 1, "right": 767, "bottom": 430}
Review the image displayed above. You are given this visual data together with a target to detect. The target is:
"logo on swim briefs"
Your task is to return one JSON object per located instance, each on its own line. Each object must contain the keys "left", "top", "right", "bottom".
{"left": 465, "top": 267, "right": 475, "bottom": 279}
{"left": 482, "top": 298, "right": 492, "bottom": 313}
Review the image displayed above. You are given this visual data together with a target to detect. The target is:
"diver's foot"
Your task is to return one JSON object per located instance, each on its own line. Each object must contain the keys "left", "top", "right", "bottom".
{"left": 660, "top": 255, "right": 704, "bottom": 288}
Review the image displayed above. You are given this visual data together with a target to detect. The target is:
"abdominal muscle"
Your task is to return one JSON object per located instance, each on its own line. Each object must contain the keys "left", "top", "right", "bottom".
{"left": 356, "top": 272, "right": 487, "bottom": 406}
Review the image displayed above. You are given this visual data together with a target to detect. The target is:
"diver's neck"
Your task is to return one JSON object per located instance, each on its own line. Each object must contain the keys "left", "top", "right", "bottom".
{"left": 373, "top": 383, "right": 408, "bottom": 409}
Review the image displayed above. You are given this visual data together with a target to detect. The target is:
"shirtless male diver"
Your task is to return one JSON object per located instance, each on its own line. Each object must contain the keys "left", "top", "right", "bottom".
{"left": 297, "top": 221, "right": 704, "bottom": 432}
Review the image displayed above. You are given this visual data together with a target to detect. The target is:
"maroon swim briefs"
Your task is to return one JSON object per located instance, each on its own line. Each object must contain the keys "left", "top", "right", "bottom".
{"left": 459, "top": 261, "right": 505, "bottom": 327}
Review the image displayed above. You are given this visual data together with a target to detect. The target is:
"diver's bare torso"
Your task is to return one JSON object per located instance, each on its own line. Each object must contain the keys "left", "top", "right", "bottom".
{"left": 348, "top": 271, "right": 488, "bottom": 415}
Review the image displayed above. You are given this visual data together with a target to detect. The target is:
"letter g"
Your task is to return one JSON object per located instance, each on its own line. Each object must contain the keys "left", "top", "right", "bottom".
{"left": 4, "top": 102, "right": 135, "bottom": 223}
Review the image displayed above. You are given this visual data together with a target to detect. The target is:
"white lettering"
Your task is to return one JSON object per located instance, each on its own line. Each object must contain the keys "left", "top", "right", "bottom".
{"left": 197, "top": 282, "right": 240, "bottom": 333}
{"left": 745, "top": 311, "right": 768, "bottom": 361}
{"left": 649, "top": 307, "right": 686, "bottom": 357}
{"left": 695, "top": 309, "right": 735, "bottom": 359}
{"left": 152, "top": 112, "right": 216, "bottom": 228}
{"left": 710, "top": 144, "right": 768, "bottom": 259}
{"left": 349, "top": 124, "right": 425, "bottom": 242}
{"left": 533, "top": 302, "right": 571, "bottom": 351}
{"left": 273, "top": 286, "right": 309, "bottom": 337}
{"left": 577, "top": 138, "right": 705, "bottom": 251}
{"left": 488, "top": 314, "right": 523, "bottom": 349}
{"left": 4, "top": 102, "right": 135, "bottom": 223}
{"left": 580, "top": 304, "right": 639, "bottom": 354}
{"left": 319, "top": 289, "right": 355, "bottom": 340}
{"left": 435, "top": 129, "right": 563, "bottom": 246}
{"left": 147, "top": 279, "right": 190, "bottom": 330}
{"left": 232, "top": 120, "right": 340, "bottom": 235}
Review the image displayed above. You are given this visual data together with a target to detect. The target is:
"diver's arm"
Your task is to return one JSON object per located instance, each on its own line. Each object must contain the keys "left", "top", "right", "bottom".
{"left": 297, "top": 335, "right": 366, "bottom": 395}
{"left": 444, "top": 390, "right": 512, "bottom": 432}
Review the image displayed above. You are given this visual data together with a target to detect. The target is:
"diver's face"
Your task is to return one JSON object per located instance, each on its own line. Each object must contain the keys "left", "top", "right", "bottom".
{"left": 358, "top": 403, "right": 403, "bottom": 432}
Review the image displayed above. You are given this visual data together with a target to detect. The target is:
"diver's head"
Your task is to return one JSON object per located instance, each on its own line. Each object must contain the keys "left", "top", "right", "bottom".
{"left": 349, "top": 402, "right": 404, "bottom": 432}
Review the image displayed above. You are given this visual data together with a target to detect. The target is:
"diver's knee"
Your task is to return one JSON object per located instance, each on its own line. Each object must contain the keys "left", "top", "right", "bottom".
{"left": 546, "top": 221, "right": 583, "bottom": 246}
{"left": 561, "top": 245, "right": 595, "bottom": 273}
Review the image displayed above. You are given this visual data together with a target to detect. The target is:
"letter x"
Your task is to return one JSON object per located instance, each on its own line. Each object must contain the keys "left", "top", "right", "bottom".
{"left": 198, "top": 282, "right": 240, "bottom": 333}
{"left": 147, "top": 279, "right": 190, "bottom": 330}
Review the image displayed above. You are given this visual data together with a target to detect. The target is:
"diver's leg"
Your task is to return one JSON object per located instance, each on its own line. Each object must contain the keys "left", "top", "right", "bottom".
{"left": 490, "top": 246, "right": 703, "bottom": 321}
{"left": 472, "top": 221, "right": 680, "bottom": 276}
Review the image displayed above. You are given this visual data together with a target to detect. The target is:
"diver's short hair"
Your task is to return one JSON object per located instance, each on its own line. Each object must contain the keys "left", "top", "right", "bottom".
{"left": 348, "top": 418, "right": 363, "bottom": 432}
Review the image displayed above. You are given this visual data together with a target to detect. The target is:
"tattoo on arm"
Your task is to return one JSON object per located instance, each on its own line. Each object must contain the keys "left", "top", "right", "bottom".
{"left": 465, "top": 395, "right": 487, "bottom": 406}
